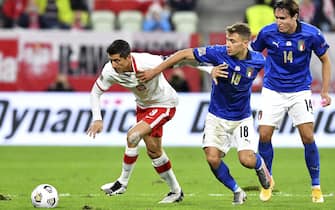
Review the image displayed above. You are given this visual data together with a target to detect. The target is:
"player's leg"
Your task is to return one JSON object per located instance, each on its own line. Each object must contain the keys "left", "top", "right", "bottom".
{"left": 234, "top": 117, "right": 270, "bottom": 190}
{"left": 258, "top": 125, "right": 275, "bottom": 175}
{"left": 101, "top": 121, "right": 151, "bottom": 195}
{"left": 289, "top": 90, "right": 324, "bottom": 203}
{"left": 297, "top": 123, "right": 324, "bottom": 203}
{"left": 204, "top": 147, "right": 246, "bottom": 205}
{"left": 203, "top": 113, "right": 246, "bottom": 205}
{"left": 140, "top": 107, "right": 182, "bottom": 203}
{"left": 258, "top": 88, "right": 285, "bottom": 176}
{"left": 257, "top": 88, "right": 285, "bottom": 201}
{"left": 143, "top": 135, "right": 183, "bottom": 203}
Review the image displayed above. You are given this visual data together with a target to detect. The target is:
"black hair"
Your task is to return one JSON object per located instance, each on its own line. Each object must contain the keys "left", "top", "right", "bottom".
{"left": 273, "top": 0, "right": 299, "bottom": 17}
{"left": 106, "top": 39, "right": 131, "bottom": 58}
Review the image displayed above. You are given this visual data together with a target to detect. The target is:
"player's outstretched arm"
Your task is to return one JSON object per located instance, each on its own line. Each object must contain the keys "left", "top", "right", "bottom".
{"left": 137, "top": 48, "right": 195, "bottom": 83}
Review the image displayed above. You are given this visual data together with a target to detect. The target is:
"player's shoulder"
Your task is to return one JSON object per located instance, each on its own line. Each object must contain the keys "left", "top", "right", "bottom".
{"left": 249, "top": 50, "right": 264, "bottom": 59}
{"left": 248, "top": 50, "right": 265, "bottom": 66}
{"left": 204, "top": 44, "right": 227, "bottom": 53}
{"left": 259, "top": 22, "right": 277, "bottom": 34}
{"left": 131, "top": 52, "right": 164, "bottom": 69}
{"left": 299, "top": 21, "right": 322, "bottom": 36}
{"left": 131, "top": 52, "right": 162, "bottom": 60}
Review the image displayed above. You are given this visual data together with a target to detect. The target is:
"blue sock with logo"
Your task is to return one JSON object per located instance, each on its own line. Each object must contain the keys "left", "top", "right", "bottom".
{"left": 258, "top": 141, "right": 273, "bottom": 175}
{"left": 211, "top": 161, "right": 239, "bottom": 192}
{"left": 304, "top": 142, "right": 320, "bottom": 186}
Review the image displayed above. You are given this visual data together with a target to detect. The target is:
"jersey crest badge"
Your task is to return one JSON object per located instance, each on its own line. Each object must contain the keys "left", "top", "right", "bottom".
{"left": 298, "top": 40, "right": 305, "bottom": 51}
{"left": 286, "top": 41, "right": 292, "bottom": 46}
{"left": 246, "top": 67, "right": 253, "bottom": 78}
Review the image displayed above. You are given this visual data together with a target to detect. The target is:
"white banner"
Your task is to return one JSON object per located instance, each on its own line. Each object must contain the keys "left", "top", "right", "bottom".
{"left": 0, "top": 92, "right": 334, "bottom": 147}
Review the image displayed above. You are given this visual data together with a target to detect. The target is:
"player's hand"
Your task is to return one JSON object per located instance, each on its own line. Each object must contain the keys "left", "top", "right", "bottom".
{"left": 136, "top": 69, "right": 157, "bottom": 83}
{"left": 86, "top": 120, "right": 103, "bottom": 139}
{"left": 320, "top": 93, "right": 331, "bottom": 107}
{"left": 211, "top": 63, "right": 229, "bottom": 85}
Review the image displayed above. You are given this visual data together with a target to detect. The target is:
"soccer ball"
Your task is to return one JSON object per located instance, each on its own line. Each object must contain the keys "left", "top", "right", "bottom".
{"left": 31, "top": 184, "right": 59, "bottom": 208}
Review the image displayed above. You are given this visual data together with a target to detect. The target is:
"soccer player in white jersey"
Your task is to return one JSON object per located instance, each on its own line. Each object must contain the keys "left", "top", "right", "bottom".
{"left": 250, "top": 0, "right": 331, "bottom": 203}
{"left": 138, "top": 23, "right": 271, "bottom": 205}
{"left": 86, "top": 39, "right": 183, "bottom": 204}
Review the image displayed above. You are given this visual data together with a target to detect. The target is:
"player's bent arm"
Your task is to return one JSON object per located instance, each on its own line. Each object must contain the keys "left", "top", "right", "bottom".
{"left": 154, "top": 48, "right": 195, "bottom": 74}
{"left": 87, "top": 83, "right": 105, "bottom": 138}
{"left": 319, "top": 52, "right": 332, "bottom": 106}
{"left": 138, "top": 48, "right": 195, "bottom": 82}
{"left": 90, "top": 83, "right": 104, "bottom": 121}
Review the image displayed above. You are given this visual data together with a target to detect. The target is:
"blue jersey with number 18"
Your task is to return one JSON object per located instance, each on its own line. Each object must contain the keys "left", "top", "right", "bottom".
{"left": 250, "top": 21, "right": 329, "bottom": 92}
{"left": 193, "top": 45, "right": 265, "bottom": 121}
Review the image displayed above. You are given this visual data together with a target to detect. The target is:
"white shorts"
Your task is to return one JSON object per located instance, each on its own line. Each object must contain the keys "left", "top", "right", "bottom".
{"left": 202, "top": 113, "right": 258, "bottom": 154}
{"left": 258, "top": 88, "right": 314, "bottom": 128}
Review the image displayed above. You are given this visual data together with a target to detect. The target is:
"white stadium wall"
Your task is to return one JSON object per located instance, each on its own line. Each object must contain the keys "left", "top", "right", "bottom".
{"left": 0, "top": 92, "right": 334, "bottom": 147}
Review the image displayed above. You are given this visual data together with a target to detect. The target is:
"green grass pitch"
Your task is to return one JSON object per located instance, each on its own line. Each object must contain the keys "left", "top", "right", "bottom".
{"left": 0, "top": 146, "right": 334, "bottom": 210}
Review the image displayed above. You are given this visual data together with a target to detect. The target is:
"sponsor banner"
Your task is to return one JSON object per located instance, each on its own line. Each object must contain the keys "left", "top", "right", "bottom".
{"left": 0, "top": 30, "right": 192, "bottom": 91}
{"left": 0, "top": 92, "right": 334, "bottom": 147}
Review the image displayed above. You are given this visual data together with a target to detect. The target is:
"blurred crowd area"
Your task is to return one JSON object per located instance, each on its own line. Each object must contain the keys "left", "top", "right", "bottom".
{"left": 0, "top": 0, "right": 334, "bottom": 32}
{"left": 0, "top": 0, "right": 334, "bottom": 93}
{"left": 0, "top": 0, "right": 198, "bottom": 32}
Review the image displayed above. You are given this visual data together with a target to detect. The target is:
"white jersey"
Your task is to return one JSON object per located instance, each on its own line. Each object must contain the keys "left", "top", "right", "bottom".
{"left": 90, "top": 52, "right": 178, "bottom": 121}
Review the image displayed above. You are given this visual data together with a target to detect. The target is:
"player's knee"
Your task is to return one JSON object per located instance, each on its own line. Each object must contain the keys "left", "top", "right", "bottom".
{"left": 206, "top": 155, "right": 221, "bottom": 169}
{"left": 238, "top": 151, "right": 255, "bottom": 168}
{"left": 259, "top": 131, "right": 272, "bottom": 142}
{"left": 239, "top": 155, "right": 254, "bottom": 169}
{"left": 301, "top": 133, "right": 315, "bottom": 144}
{"left": 127, "top": 131, "right": 141, "bottom": 146}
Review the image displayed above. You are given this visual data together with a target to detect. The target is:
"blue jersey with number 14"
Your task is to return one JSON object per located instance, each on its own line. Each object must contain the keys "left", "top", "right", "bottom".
{"left": 251, "top": 21, "right": 329, "bottom": 92}
{"left": 193, "top": 45, "right": 265, "bottom": 121}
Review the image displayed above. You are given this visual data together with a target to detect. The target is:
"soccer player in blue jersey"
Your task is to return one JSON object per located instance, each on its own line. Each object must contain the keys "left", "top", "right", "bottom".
{"left": 250, "top": 0, "right": 332, "bottom": 203}
{"left": 137, "top": 22, "right": 271, "bottom": 205}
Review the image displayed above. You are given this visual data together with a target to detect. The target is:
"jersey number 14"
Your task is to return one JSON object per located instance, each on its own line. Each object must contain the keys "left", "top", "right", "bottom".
{"left": 283, "top": 50, "right": 293, "bottom": 63}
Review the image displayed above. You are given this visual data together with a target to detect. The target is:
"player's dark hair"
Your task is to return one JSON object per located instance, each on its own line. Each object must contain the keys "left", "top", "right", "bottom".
{"left": 106, "top": 40, "right": 131, "bottom": 58}
{"left": 273, "top": 0, "right": 299, "bottom": 17}
{"left": 225, "top": 23, "right": 251, "bottom": 40}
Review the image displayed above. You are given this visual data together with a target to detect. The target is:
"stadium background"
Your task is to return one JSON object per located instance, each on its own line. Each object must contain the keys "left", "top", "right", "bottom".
{"left": 0, "top": 1, "right": 335, "bottom": 209}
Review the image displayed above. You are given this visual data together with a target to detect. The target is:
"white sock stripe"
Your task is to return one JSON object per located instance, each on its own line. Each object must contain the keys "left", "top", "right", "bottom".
{"left": 125, "top": 146, "right": 139, "bottom": 157}
{"left": 152, "top": 152, "right": 169, "bottom": 167}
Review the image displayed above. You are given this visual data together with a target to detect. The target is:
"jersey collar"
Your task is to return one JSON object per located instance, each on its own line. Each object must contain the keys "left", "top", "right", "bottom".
{"left": 295, "top": 20, "right": 302, "bottom": 33}
{"left": 131, "top": 55, "right": 138, "bottom": 73}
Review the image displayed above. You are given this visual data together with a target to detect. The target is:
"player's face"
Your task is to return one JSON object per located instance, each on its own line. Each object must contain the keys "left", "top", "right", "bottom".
{"left": 109, "top": 54, "right": 132, "bottom": 73}
{"left": 274, "top": 8, "right": 297, "bottom": 34}
{"left": 226, "top": 32, "right": 248, "bottom": 59}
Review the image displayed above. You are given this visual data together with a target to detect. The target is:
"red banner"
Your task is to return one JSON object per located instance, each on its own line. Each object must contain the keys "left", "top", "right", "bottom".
{"left": 0, "top": 30, "right": 196, "bottom": 92}
{"left": 0, "top": 39, "right": 19, "bottom": 90}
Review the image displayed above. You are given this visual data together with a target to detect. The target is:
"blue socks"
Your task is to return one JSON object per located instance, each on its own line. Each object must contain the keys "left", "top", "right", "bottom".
{"left": 258, "top": 141, "right": 273, "bottom": 175}
{"left": 212, "top": 161, "right": 239, "bottom": 192}
{"left": 259, "top": 141, "right": 320, "bottom": 186}
{"left": 304, "top": 142, "right": 320, "bottom": 186}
